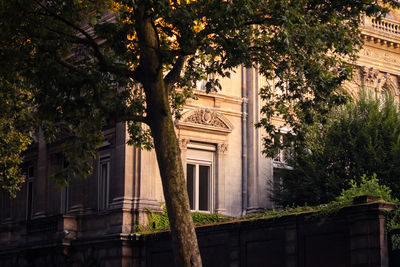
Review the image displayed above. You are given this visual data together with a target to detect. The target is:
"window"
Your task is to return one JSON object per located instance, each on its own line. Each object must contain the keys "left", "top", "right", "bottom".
{"left": 26, "top": 165, "right": 34, "bottom": 220}
{"left": 98, "top": 156, "right": 110, "bottom": 211}
{"left": 186, "top": 145, "right": 214, "bottom": 212}
{"left": 272, "top": 132, "right": 293, "bottom": 207}
{"left": 196, "top": 73, "right": 216, "bottom": 91}
{"left": 187, "top": 163, "right": 211, "bottom": 211}
{"left": 273, "top": 133, "right": 292, "bottom": 168}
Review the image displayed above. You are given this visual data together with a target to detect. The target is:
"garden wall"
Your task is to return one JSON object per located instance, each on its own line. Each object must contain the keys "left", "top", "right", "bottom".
{"left": 0, "top": 198, "right": 395, "bottom": 267}
{"left": 138, "top": 199, "right": 393, "bottom": 267}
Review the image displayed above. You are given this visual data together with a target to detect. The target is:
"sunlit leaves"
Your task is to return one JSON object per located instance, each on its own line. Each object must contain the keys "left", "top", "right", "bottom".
{"left": 0, "top": 78, "right": 34, "bottom": 197}
{"left": 1, "top": 0, "right": 399, "bottom": 197}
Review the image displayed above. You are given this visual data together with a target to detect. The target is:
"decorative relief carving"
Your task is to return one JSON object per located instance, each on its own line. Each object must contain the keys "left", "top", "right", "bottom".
{"left": 361, "top": 48, "right": 399, "bottom": 65}
{"left": 378, "top": 73, "right": 399, "bottom": 95}
{"left": 178, "top": 139, "right": 189, "bottom": 150}
{"left": 360, "top": 48, "right": 375, "bottom": 58}
{"left": 361, "top": 66, "right": 380, "bottom": 87}
{"left": 356, "top": 67, "right": 400, "bottom": 95}
{"left": 361, "top": 66, "right": 379, "bottom": 86}
{"left": 352, "top": 67, "right": 362, "bottom": 86}
{"left": 383, "top": 52, "right": 399, "bottom": 64}
{"left": 176, "top": 108, "right": 233, "bottom": 134}
{"left": 217, "top": 143, "right": 228, "bottom": 154}
{"left": 183, "top": 109, "right": 229, "bottom": 129}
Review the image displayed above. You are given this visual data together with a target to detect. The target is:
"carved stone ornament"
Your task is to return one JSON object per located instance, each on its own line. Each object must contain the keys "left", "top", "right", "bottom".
{"left": 178, "top": 139, "right": 190, "bottom": 150}
{"left": 377, "top": 73, "right": 399, "bottom": 96}
{"left": 176, "top": 108, "right": 233, "bottom": 134}
{"left": 360, "top": 66, "right": 382, "bottom": 88}
{"left": 351, "top": 67, "right": 362, "bottom": 86}
{"left": 217, "top": 143, "right": 228, "bottom": 153}
{"left": 185, "top": 109, "right": 227, "bottom": 128}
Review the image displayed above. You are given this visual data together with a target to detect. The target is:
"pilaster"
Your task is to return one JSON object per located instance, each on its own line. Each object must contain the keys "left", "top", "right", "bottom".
{"left": 33, "top": 129, "right": 47, "bottom": 218}
{"left": 216, "top": 143, "right": 228, "bottom": 214}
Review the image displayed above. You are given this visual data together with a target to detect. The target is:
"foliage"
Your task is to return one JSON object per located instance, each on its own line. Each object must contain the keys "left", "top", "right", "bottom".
{"left": 1, "top": 0, "right": 399, "bottom": 195}
{"left": 336, "top": 173, "right": 399, "bottom": 204}
{"left": 245, "top": 205, "right": 319, "bottom": 220}
{"left": 273, "top": 91, "right": 400, "bottom": 206}
{"left": 0, "top": 78, "right": 34, "bottom": 197}
{"left": 2, "top": 2, "right": 400, "bottom": 265}
{"left": 251, "top": 174, "right": 397, "bottom": 222}
{"left": 137, "top": 204, "right": 232, "bottom": 233}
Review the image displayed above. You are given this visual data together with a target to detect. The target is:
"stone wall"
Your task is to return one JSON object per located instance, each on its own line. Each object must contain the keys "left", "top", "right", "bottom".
{"left": 142, "top": 201, "right": 394, "bottom": 267}
{"left": 0, "top": 200, "right": 395, "bottom": 267}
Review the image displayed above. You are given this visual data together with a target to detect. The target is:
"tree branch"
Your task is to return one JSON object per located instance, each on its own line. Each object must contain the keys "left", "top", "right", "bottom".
{"left": 164, "top": 56, "right": 186, "bottom": 91}
{"left": 33, "top": 0, "right": 143, "bottom": 83}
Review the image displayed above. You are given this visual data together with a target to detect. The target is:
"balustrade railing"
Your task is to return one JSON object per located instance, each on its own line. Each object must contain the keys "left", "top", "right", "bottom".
{"left": 362, "top": 16, "right": 400, "bottom": 40}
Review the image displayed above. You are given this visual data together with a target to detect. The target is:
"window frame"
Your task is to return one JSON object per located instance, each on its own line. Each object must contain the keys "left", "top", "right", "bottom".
{"left": 186, "top": 159, "right": 213, "bottom": 212}
{"left": 98, "top": 155, "right": 111, "bottom": 211}
{"left": 272, "top": 129, "right": 293, "bottom": 170}
{"left": 186, "top": 144, "right": 215, "bottom": 213}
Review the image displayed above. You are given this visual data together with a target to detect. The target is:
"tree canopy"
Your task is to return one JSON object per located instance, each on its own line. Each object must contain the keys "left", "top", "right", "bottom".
{"left": 1, "top": 0, "right": 398, "bottom": 193}
{"left": 272, "top": 91, "right": 400, "bottom": 207}
{"left": 1, "top": 0, "right": 399, "bottom": 266}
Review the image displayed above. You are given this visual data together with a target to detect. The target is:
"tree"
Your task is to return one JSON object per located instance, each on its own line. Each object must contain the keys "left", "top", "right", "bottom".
{"left": 1, "top": 0, "right": 398, "bottom": 266}
{"left": 272, "top": 91, "right": 400, "bottom": 207}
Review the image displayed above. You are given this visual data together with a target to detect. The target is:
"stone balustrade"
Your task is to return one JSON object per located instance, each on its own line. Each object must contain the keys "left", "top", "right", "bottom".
{"left": 361, "top": 16, "right": 400, "bottom": 47}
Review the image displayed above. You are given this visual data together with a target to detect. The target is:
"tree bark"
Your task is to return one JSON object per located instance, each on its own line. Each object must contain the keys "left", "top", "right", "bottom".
{"left": 135, "top": 5, "right": 202, "bottom": 267}
{"left": 146, "top": 72, "right": 202, "bottom": 267}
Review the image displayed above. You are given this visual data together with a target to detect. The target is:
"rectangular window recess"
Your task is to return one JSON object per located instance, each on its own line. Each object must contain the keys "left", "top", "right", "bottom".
{"left": 186, "top": 161, "right": 212, "bottom": 212}
{"left": 186, "top": 147, "right": 214, "bottom": 213}
{"left": 98, "top": 156, "right": 110, "bottom": 211}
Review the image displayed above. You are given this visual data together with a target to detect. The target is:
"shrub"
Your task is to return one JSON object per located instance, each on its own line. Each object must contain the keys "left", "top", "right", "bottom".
{"left": 272, "top": 91, "right": 400, "bottom": 206}
{"left": 137, "top": 204, "right": 232, "bottom": 233}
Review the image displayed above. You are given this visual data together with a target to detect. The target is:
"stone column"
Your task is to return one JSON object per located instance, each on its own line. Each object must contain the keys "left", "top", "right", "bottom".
{"left": 216, "top": 143, "right": 228, "bottom": 214}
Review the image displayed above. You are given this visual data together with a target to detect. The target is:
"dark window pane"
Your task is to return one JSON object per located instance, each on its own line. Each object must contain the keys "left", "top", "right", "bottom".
{"left": 99, "top": 161, "right": 109, "bottom": 210}
{"left": 199, "top": 165, "right": 210, "bottom": 211}
{"left": 28, "top": 166, "right": 34, "bottom": 178}
{"left": 187, "top": 164, "right": 195, "bottom": 210}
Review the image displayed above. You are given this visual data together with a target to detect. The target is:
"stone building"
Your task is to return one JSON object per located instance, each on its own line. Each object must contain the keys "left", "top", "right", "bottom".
{"left": 1, "top": 11, "right": 400, "bottom": 267}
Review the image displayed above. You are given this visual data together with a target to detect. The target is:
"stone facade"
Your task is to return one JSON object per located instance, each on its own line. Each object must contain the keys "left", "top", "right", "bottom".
{"left": 2, "top": 10, "right": 400, "bottom": 267}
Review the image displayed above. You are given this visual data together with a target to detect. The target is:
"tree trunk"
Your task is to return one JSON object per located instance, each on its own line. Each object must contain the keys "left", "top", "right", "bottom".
{"left": 135, "top": 6, "right": 202, "bottom": 267}
{"left": 145, "top": 72, "right": 202, "bottom": 267}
